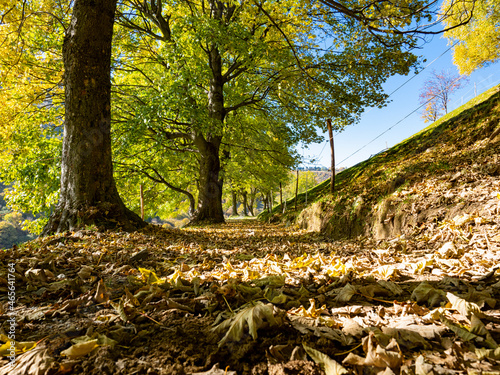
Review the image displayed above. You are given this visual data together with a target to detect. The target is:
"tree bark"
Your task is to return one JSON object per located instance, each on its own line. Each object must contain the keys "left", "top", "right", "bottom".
{"left": 42, "top": 0, "right": 146, "bottom": 235}
{"left": 189, "top": 41, "right": 226, "bottom": 224}
{"left": 242, "top": 191, "right": 248, "bottom": 216}
{"left": 279, "top": 182, "right": 283, "bottom": 206}
{"left": 247, "top": 187, "right": 256, "bottom": 216}
{"left": 190, "top": 135, "right": 225, "bottom": 224}
{"left": 231, "top": 190, "right": 238, "bottom": 216}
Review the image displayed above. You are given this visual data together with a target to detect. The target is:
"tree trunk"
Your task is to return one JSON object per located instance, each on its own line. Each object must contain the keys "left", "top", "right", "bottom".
{"left": 242, "top": 191, "right": 248, "bottom": 216}
{"left": 231, "top": 190, "right": 238, "bottom": 216}
{"left": 247, "top": 187, "right": 256, "bottom": 216}
{"left": 189, "top": 40, "right": 226, "bottom": 225}
{"left": 140, "top": 184, "right": 144, "bottom": 220}
{"left": 190, "top": 135, "right": 225, "bottom": 224}
{"left": 43, "top": 0, "right": 145, "bottom": 235}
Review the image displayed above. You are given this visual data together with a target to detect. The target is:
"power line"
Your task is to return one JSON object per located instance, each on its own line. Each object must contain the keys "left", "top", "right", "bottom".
{"left": 336, "top": 73, "right": 476, "bottom": 166}
{"left": 337, "top": 102, "right": 427, "bottom": 166}
{"left": 312, "top": 40, "right": 460, "bottom": 164}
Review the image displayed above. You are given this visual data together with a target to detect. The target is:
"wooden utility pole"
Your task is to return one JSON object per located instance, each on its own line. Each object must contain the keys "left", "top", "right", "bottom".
{"left": 140, "top": 184, "right": 145, "bottom": 220}
{"left": 294, "top": 169, "right": 299, "bottom": 211}
{"left": 279, "top": 182, "right": 283, "bottom": 207}
{"left": 326, "top": 119, "right": 335, "bottom": 193}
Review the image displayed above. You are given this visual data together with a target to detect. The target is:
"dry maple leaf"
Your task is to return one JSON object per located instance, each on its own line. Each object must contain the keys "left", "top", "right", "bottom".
{"left": 343, "top": 331, "right": 402, "bottom": 369}
{"left": 446, "top": 292, "right": 485, "bottom": 320}
{"left": 303, "top": 343, "right": 348, "bottom": 375}
{"left": 94, "top": 279, "right": 110, "bottom": 304}
{"left": 213, "top": 302, "right": 277, "bottom": 346}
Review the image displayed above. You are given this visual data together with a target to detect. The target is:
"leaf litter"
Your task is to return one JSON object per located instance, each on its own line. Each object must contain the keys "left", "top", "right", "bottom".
{"left": 0, "top": 213, "right": 499, "bottom": 375}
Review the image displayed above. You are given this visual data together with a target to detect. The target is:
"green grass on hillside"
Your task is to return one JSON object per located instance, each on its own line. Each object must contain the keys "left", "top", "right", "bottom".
{"left": 262, "top": 84, "right": 500, "bottom": 225}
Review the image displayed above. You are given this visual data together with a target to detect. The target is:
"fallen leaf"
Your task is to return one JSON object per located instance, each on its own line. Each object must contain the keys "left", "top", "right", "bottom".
{"left": 60, "top": 339, "right": 99, "bottom": 359}
{"left": 303, "top": 343, "right": 348, "bottom": 375}
{"left": 476, "top": 347, "right": 500, "bottom": 360}
{"left": 415, "top": 355, "right": 434, "bottom": 375}
{"left": 0, "top": 348, "right": 54, "bottom": 375}
{"left": 0, "top": 334, "right": 37, "bottom": 356}
{"left": 343, "top": 332, "right": 402, "bottom": 369}
{"left": 94, "top": 279, "right": 110, "bottom": 304}
{"left": 446, "top": 292, "right": 485, "bottom": 320}
{"left": 411, "top": 282, "right": 446, "bottom": 306}
{"left": 335, "top": 284, "right": 357, "bottom": 303}
{"left": 214, "top": 302, "right": 277, "bottom": 346}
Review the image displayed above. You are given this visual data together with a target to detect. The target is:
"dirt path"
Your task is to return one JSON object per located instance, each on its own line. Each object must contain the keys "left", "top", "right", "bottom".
{"left": 1, "top": 219, "right": 499, "bottom": 374}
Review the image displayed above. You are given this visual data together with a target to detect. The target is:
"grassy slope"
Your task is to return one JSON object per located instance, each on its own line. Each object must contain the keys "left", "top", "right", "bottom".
{"left": 263, "top": 84, "right": 500, "bottom": 238}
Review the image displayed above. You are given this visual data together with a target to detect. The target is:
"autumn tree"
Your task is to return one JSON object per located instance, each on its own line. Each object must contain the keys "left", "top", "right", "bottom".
{"left": 43, "top": 0, "right": 146, "bottom": 234}
{"left": 442, "top": 0, "right": 500, "bottom": 74}
{"left": 110, "top": 0, "right": 426, "bottom": 225}
{"left": 0, "top": 1, "right": 67, "bottom": 233}
{"left": 419, "top": 69, "right": 468, "bottom": 123}
{"left": 0, "top": 0, "right": 477, "bottom": 229}
{"left": 222, "top": 114, "right": 297, "bottom": 216}
{"left": 1, "top": 0, "right": 148, "bottom": 234}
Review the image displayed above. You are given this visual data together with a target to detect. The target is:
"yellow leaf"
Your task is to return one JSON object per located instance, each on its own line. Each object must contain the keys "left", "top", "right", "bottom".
{"left": 138, "top": 267, "right": 161, "bottom": 284}
{"left": 0, "top": 335, "right": 37, "bottom": 356}
{"left": 60, "top": 339, "right": 99, "bottom": 359}
{"left": 446, "top": 292, "right": 485, "bottom": 320}
{"left": 371, "top": 264, "right": 398, "bottom": 280}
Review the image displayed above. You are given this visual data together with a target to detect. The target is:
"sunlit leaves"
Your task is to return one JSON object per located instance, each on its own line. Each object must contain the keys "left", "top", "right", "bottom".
{"left": 111, "top": 0, "right": 421, "bottom": 219}
{"left": 442, "top": 0, "right": 500, "bottom": 74}
{"left": 0, "top": 0, "right": 67, "bottom": 232}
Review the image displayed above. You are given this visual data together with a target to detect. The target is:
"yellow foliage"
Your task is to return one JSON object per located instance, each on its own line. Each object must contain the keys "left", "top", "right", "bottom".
{"left": 442, "top": 0, "right": 500, "bottom": 74}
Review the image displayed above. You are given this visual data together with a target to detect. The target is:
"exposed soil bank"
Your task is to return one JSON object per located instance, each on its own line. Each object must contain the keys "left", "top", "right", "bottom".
{"left": 297, "top": 88, "right": 500, "bottom": 242}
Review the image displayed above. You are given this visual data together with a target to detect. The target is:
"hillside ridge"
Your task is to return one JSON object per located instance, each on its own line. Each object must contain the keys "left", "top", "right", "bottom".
{"left": 267, "top": 85, "right": 500, "bottom": 242}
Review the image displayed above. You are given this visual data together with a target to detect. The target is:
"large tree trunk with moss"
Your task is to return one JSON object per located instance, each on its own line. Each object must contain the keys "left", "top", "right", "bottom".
{"left": 42, "top": 0, "right": 146, "bottom": 235}
{"left": 189, "top": 44, "right": 226, "bottom": 225}
{"left": 191, "top": 135, "right": 225, "bottom": 224}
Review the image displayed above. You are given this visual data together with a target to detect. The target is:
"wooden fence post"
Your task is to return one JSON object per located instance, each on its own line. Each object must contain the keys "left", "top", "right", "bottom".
{"left": 140, "top": 184, "right": 145, "bottom": 220}
{"left": 327, "top": 119, "right": 335, "bottom": 193}
{"left": 295, "top": 169, "right": 299, "bottom": 211}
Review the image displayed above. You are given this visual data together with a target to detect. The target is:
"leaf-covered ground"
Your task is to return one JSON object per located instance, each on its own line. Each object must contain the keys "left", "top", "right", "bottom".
{"left": 1, "top": 210, "right": 499, "bottom": 374}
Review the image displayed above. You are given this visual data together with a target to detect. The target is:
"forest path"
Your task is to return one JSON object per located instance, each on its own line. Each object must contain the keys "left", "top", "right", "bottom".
{"left": 1, "top": 219, "right": 500, "bottom": 374}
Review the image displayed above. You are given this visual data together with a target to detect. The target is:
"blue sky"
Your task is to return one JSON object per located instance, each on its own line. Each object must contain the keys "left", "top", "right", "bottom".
{"left": 302, "top": 34, "right": 500, "bottom": 169}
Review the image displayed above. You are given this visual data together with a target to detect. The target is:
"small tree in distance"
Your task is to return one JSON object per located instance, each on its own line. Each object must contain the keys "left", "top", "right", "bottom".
{"left": 419, "top": 69, "right": 468, "bottom": 123}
